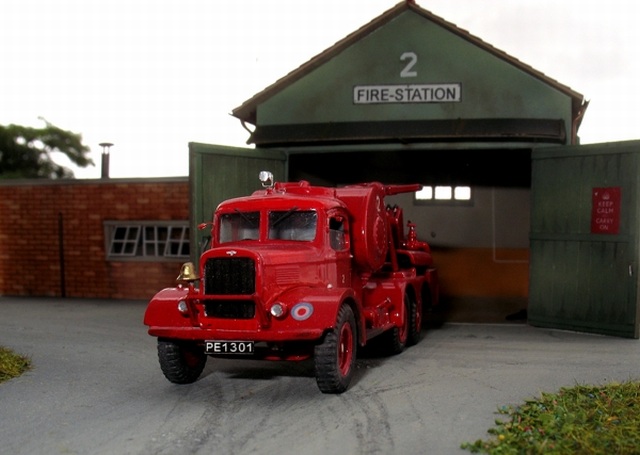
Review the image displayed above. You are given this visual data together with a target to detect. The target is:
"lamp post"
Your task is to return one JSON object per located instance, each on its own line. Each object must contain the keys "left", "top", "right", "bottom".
{"left": 99, "top": 142, "right": 113, "bottom": 179}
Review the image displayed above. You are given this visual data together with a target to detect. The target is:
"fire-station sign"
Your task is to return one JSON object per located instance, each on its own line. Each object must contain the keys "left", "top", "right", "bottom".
{"left": 591, "top": 187, "right": 621, "bottom": 234}
{"left": 353, "top": 83, "right": 461, "bottom": 104}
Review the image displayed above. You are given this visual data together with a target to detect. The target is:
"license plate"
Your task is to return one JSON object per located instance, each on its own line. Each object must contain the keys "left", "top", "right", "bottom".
{"left": 205, "top": 340, "right": 254, "bottom": 355}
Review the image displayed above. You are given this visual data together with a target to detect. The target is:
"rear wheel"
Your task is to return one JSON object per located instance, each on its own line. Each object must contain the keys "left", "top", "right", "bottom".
{"left": 407, "top": 291, "right": 421, "bottom": 346}
{"left": 157, "top": 339, "right": 206, "bottom": 384}
{"left": 381, "top": 292, "right": 411, "bottom": 355}
{"left": 314, "top": 304, "right": 357, "bottom": 394}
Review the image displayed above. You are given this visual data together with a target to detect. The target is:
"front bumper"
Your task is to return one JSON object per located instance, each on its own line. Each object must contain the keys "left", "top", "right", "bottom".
{"left": 147, "top": 325, "right": 325, "bottom": 342}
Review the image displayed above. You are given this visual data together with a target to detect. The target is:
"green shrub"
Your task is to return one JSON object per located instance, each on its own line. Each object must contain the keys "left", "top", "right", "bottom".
{"left": 0, "top": 346, "right": 31, "bottom": 383}
{"left": 462, "top": 381, "right": 640, "bottom": 454}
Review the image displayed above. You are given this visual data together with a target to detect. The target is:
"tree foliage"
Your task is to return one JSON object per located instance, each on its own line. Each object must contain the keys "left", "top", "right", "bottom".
{"left": 0, "top": 119, "right": 94, "bottom": 179}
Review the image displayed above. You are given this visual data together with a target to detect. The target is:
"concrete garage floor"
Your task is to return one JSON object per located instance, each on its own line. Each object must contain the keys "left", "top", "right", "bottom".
{"left": 1, "top": 296, "right": 637, "bottom": 455}
{"left": 431, "top": 296, "right": 529, "bottom": 325}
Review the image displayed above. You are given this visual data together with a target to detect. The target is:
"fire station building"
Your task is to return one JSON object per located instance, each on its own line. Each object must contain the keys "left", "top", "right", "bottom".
{"left": 2, "top": 1, "right": 639, "bottom": 338}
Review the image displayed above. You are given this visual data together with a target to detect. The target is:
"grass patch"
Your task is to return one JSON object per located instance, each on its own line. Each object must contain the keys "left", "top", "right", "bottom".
{"left": 462, "top": 380, "right": 640, "bottom": 454}
{"left": 0, "top": 346, "right": 32, "bottom": 384}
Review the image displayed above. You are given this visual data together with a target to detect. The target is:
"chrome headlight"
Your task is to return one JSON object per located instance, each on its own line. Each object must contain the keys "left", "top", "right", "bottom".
{"left": 269, "top": 302, "right": 287, "bottom": 318}
{"left": 177, "top": 300, "right": 189, "bottom": 314}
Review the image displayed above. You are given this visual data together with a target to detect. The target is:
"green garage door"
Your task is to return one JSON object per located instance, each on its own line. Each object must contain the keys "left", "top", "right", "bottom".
{"left": 188, "top": 143, "right": 286, "bottom": 261}
{"left": 530, "top": 141, "right": 640, "bottom": 338}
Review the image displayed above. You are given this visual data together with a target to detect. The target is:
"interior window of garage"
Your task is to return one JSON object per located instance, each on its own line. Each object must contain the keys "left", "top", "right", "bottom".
{"left": 415, "top": 185, "right": 473, "bottom": 206}
{"left": 105, "top": 221, "right": 190, "bottom": 260}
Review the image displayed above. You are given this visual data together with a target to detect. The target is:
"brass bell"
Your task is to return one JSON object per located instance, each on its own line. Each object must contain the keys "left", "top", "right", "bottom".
{"left": 176, "top": 262, "right": 199, "bottom": 283}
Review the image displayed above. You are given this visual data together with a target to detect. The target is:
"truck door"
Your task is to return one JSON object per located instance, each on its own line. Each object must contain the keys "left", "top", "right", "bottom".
{"left": 188, "top": 142, "right": 287, "bottom": 260}
{"left": 529, "top": 141, "right": 640, "bottom": 338}
{"left": 328, "top": 211, "right": 351, "bottom": 288}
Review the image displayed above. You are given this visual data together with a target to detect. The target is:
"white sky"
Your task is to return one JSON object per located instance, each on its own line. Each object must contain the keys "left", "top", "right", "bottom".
{"left": 1, "top": 0, "right": 638, "bottom": 179}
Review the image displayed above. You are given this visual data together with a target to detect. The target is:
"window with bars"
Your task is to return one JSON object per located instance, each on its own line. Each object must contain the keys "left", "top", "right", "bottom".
{"left": 105, "top": 221, "right": 190, "bottom": 260}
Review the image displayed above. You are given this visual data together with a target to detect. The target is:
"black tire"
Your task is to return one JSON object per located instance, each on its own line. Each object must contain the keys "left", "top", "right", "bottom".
{"left": 380, "top": 292, "right": 410, "bottom": 355}
{"left": 157, "top": 339, "right": 206, "bottom": 384}
{"left": 407, "top": 291, "right": 421, "bottom": 346}
{"left": 314, "top": 304, "right": 357, "bottom": 394}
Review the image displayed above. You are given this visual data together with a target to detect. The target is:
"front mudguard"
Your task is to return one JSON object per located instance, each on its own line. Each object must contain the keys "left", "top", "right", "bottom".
{"left": 143, "top": 287, "right": 193, "bottom": 330}
{"left": 272, "top": 286, "right": 362, "bottom": 342}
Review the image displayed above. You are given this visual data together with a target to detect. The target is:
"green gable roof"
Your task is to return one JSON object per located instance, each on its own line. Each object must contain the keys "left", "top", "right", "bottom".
{"left": 232, "top": 1, "right": 588, "bottom": 147}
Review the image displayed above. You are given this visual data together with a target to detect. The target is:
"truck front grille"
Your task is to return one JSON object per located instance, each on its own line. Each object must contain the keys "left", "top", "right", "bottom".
{"left": 204, "top": 299, "right": 255, "bottom": 319}
{"left": 204, "top": 257, "right": 255, "bottom": 295}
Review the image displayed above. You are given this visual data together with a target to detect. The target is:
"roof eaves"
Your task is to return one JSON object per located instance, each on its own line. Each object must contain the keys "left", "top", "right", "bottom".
{"left": 414, "top": 7, "right": 585, "bottom": 102}
{"left": 231, "top": 0, "right": 586, "bottom": 125}
{"left": 231, "top": 1, "right": 410, "bottom": 124}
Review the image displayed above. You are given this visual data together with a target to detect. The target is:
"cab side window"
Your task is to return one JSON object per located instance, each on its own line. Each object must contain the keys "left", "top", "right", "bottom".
{"left": 329, "top": 217, "right": 346, "bottom": 251}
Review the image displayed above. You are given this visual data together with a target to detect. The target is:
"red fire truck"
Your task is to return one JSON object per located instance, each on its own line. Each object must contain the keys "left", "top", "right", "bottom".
{"left": 144, "top": 171, "right": 438, "bottom": 393}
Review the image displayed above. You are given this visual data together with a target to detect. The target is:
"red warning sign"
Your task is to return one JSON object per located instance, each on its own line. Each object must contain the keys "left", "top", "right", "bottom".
{"left": 591, "top": 187, "right": 621, "bottom": 234}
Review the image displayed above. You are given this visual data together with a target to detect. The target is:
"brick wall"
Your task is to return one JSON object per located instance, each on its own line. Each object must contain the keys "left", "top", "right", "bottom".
{"left": 0, "top": 178, "right": 189, "bottom": 300}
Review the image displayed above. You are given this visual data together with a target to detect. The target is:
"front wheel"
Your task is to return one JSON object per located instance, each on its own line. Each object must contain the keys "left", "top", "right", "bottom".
{"left": 314, "top": 304, "right": 357, "bottom": 394}
{"left": 157, "top": 339, "right": 207, "bottom": 384}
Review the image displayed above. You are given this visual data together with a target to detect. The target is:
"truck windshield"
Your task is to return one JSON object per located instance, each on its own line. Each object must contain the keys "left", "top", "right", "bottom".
{"left": 219, "top": 211, "right": 260, "bottom": 243}
{"left": 268, "top": 210, "right": 317, "bottom": 241}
